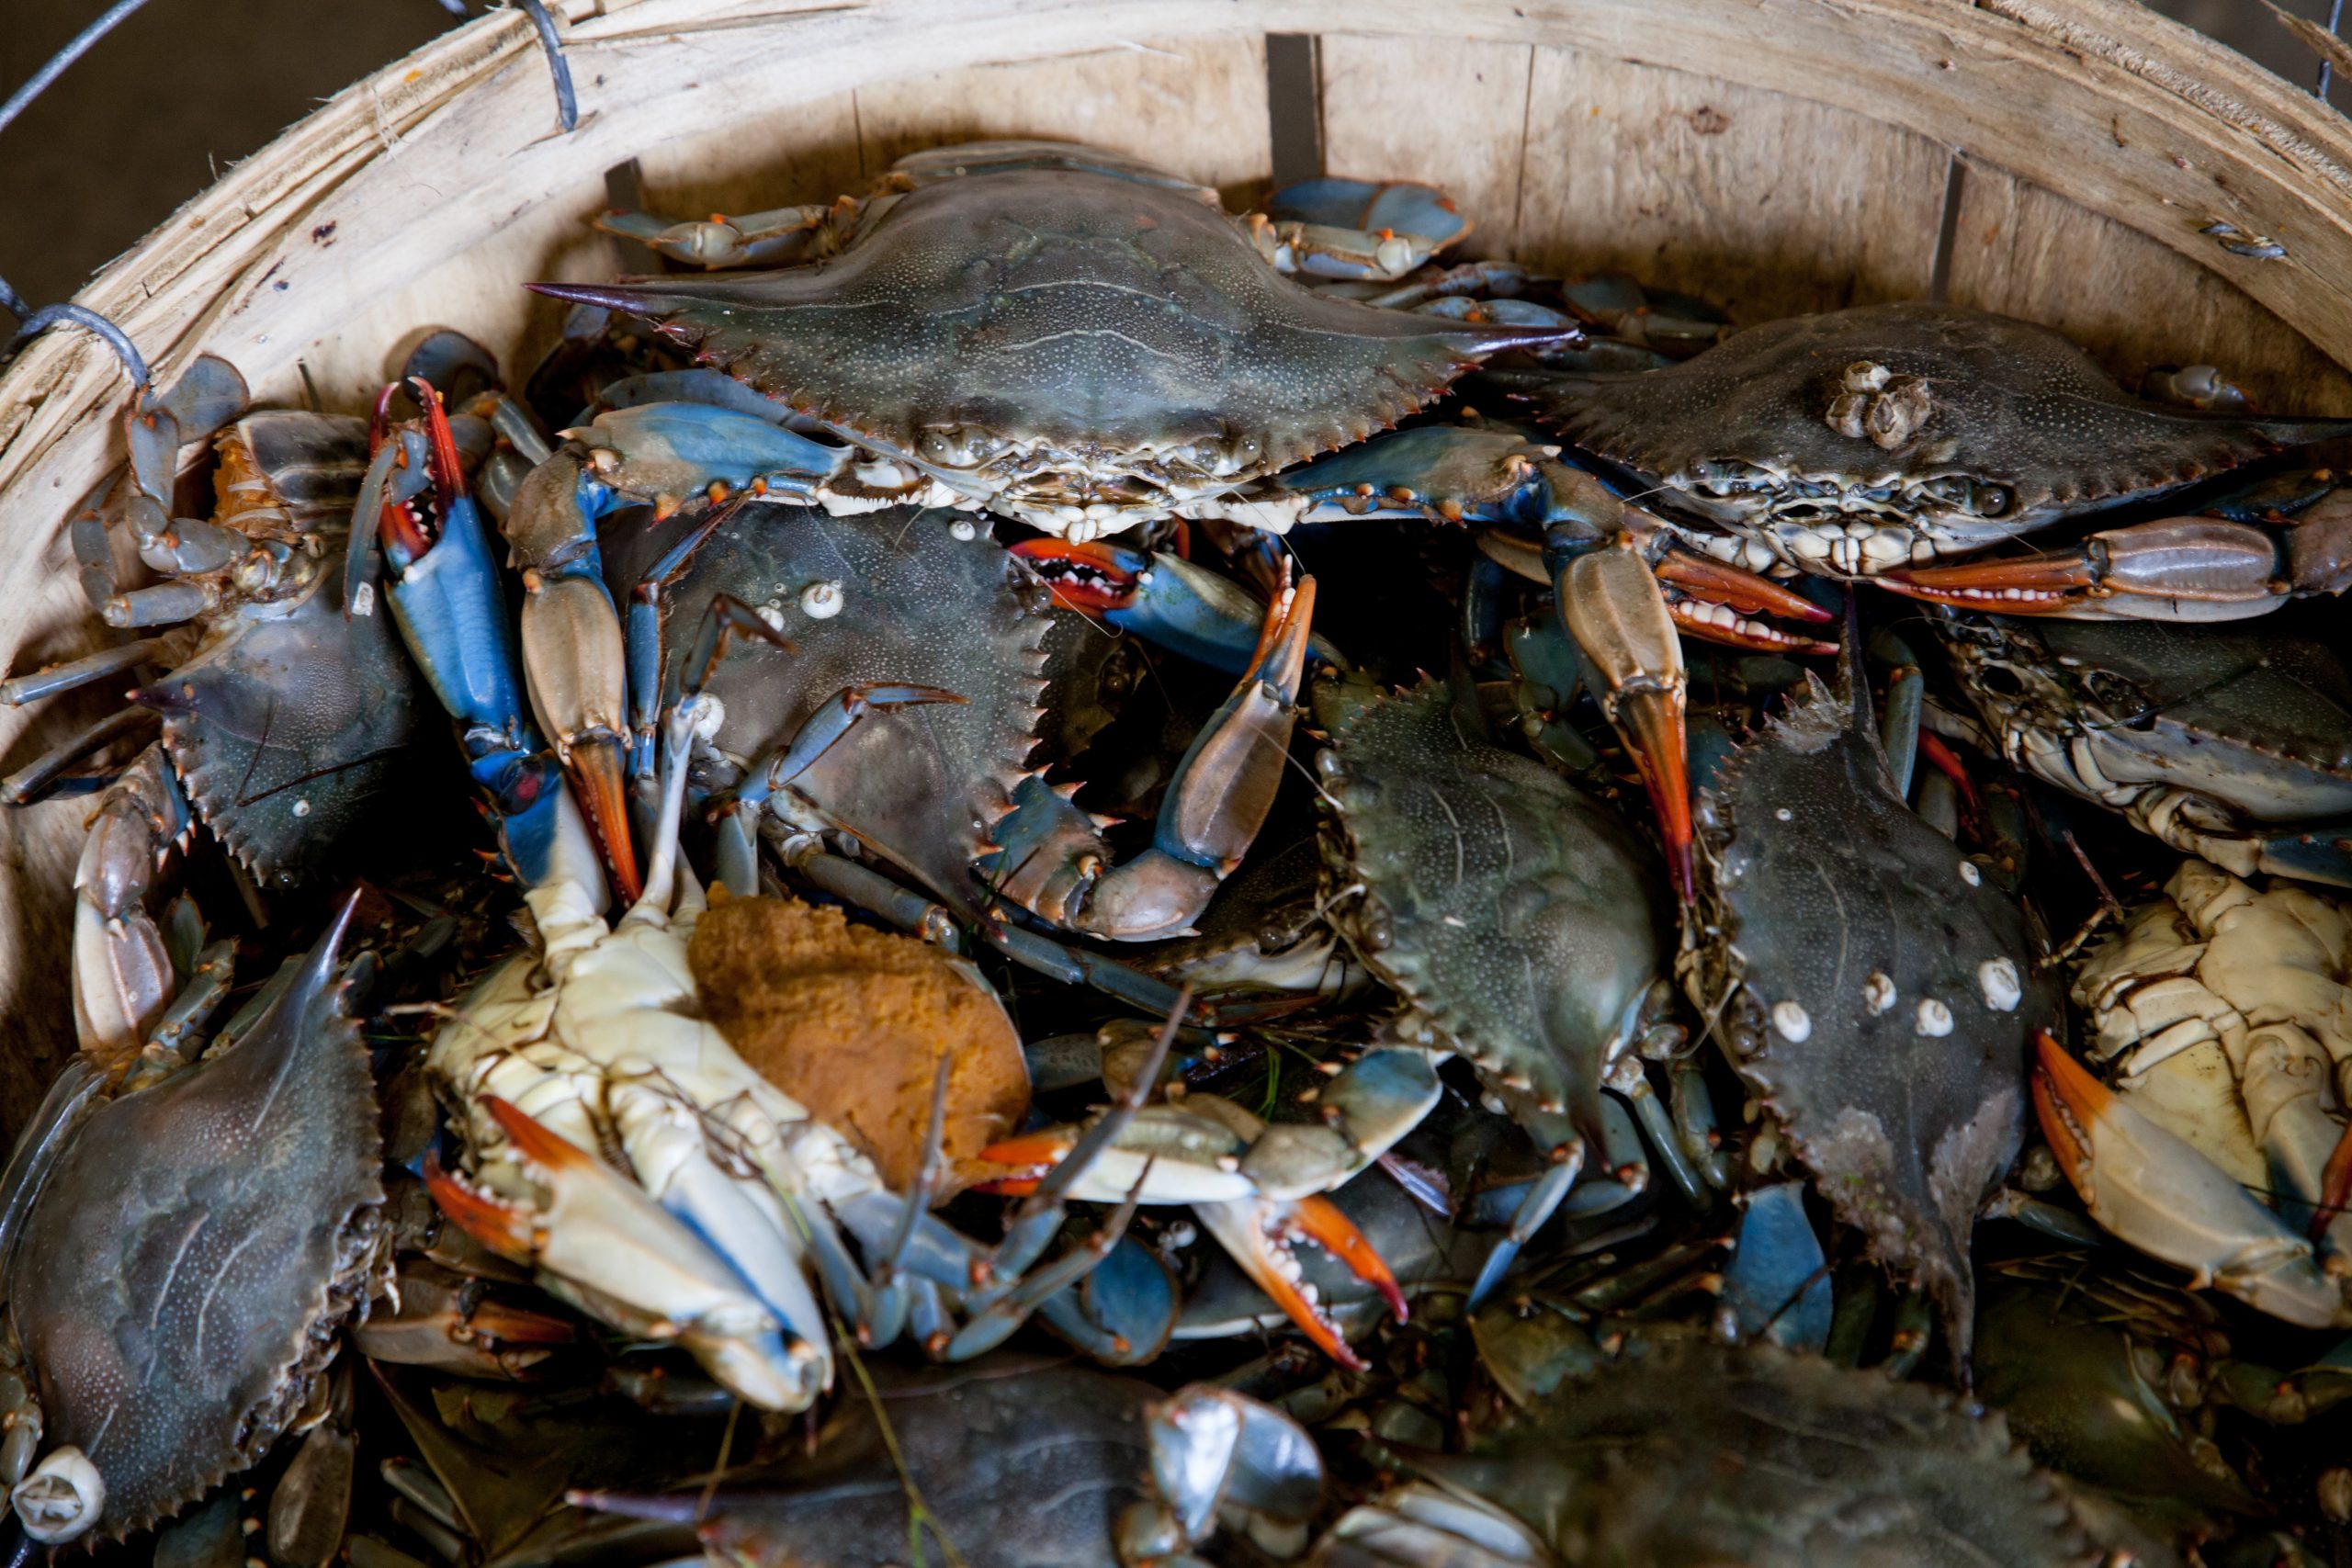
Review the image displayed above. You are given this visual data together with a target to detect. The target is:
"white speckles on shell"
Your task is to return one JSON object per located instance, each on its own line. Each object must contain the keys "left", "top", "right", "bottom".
{"left": 799, "top": 580, "right": 845, "bottom": 618}
{"left": 1916, "top": 998, "right": 1954, "bottom": 1036}
{"left": 1770, "top": 999, "right": 1812, "bottom": 1043}
{"left": 1774, "top": 807, "right": 1793, "bottom": 821}
{"left": 1862, "top": 972, "right": 1896, "bottom": 1015}
{"left": 1959, "top": 860, "right": 1982, "bottom": 886}
{"left": 1977, "top": 957, "right": 2021, "bottom": 1012}
{"left": 292, "top": 798, "right": 311, "bottom": 818}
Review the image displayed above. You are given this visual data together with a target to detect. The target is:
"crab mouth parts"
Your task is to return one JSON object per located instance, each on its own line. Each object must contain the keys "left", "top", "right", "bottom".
{"left": 1021, "top": 548, "right": 1130, "bottom": 602}
{"left": 1678, "top": 464, "right": 2013, "bottom": 514}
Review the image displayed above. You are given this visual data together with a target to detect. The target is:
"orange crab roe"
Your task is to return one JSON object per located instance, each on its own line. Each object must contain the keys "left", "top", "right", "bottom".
{"left": 688, "top": 892, "right": 1030, "bottom": 1193}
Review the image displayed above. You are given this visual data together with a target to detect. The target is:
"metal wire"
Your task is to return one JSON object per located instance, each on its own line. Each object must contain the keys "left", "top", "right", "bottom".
{"left": 2320, "top": 0, "right": 2347, "bottom": 97}
{"left": 442, "top": 0, "right": 578, "bottom": 131}
{"left": 0, "top": 0, "right": 158, "bottom": 142}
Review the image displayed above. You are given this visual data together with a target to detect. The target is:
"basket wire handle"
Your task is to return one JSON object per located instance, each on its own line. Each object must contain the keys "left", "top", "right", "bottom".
{"left": 0, "top": 276, "right": 152, "bottom": 390}
{"left": 0, "top": 0, "right": 155, "bottom": 143}
{"left": 439, "top": 0, "right": 579, "bottom": 132}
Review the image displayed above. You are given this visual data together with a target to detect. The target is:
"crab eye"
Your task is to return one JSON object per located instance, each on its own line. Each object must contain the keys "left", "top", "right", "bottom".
{"left": 1972, "top": 482, "right": 2013, "bottom": 517}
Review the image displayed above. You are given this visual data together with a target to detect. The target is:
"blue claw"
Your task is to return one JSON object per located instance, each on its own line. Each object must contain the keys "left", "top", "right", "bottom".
{"left": 1011, "top": 538, "right": 1343, "bottom": 675}
{"left": 1720, "top": 1181, "right": 1834, "bottom": 1352}
{"left": 1271, "top": 424, "right": 1603, "bottom": 533}
{"left": 571, "top": 402, "right": 859, "bottom": 502}
{"left": 1265, "top": 176, "right": 1469, "bottom": 249}
{"left": 368, "top": 380, "right": 581, "bottom": 891}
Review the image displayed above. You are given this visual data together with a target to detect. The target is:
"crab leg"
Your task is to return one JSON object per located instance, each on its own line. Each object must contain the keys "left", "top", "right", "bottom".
{"left": 371, "top": 380, "right": 598, "bottom": 896}
{"left": 2030, "top": 1031, "right": 2350, "bottom": 1328}
{"left": 1554, "top": 536, "right": 1696, "bottom": 899}
{"left": 423, "top": 1100, "right": 819, "bottom": 1410}
{"left": 977, "top": 1045, "right": 1435, "bottom": 1369}
{"left": 1881, "top": 508, "right": 2352, "bottom": 623}
{"left": 992, "top": 575, "right": 1317, "bottom": 942}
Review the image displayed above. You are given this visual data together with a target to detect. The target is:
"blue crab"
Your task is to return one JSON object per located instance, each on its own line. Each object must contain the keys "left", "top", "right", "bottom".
{"left": 1513, "top": 299, "right": 2352, "bottom": 613}
{"left": 2033, "top": 860, "right": 2352, "bottom": 1329}
{"left": 0, "top": 905, "right": 383, "bottom": 1545}
{"left": 986, "top": 650, "right": 1680, "bottom": 1364}
{"left": 1, "top": 371, "right": 427, "bottom": 1068}
{"left": 588, "top": 497, "right": 1315, "bottom": 1002}
{"left": 1934, "top": 613, "right": 2352, "bottom": 887}
{"left": 1144, "top": 1341, "right": 2118, "bottom": 1567}
{"left": 489, "top": 142, "right": 1766, "bottom": 906}
{"left": 1679, "top": 625, "right": 2061, "bottom": 1366}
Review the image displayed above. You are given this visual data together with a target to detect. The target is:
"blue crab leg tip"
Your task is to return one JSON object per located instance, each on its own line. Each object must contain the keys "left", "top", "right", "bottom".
{"left": 562, "top": 1490, "right": 701, "bottom": 1523}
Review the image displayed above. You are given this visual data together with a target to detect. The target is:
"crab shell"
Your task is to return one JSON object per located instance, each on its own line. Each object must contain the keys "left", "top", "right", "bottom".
{"left": 1527, "top": 300, "right": 2352, "bottom": 572}
{"left": 540, "top": 142, "right": 1566, "bottom": 536}
{"left": 1315, "top": 673, "right": 1668, "bottom": 1149}
{"left": 1424, "top": 1337, "right": 2106, "bottom": 1565}
{"left": 7, "top": 908, "right": 382, "bottom": 1542}
{"left": 1944, "top": 614, "right": 2352, "bottom": 832}
{"left": 601, "top": 503, "right": 1047, "bottom": 921}
{"left": 1681, "top": 671, "right": 2058, "bottom": 1364}
{"left": 137, "top": 413, "right": 424, "bottom": 890}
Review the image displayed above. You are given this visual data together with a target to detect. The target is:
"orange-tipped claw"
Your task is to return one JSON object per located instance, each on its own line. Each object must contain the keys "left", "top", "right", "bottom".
{"left": 565, "top": 736, "right": 642, "bottom": 904}
{"left": 423, "top": 1148, "right": 537, "bottom": 1263}
{"left": 968, "top": 1128, "right": 1072, "bottom": 1189}
{"left": 1616, "top": 682, "right": 1695, "bottom": 902}
{"left": 1656, "top": 550, "right": 1836, "bottom": 623}
{"left": 1880, "top": 554, "right": 2090, "bottom": 613}
{"left": 481, "top": 1093, "right": 602, "bottom": 1173}
{"left": 1558, "top": 541, "right": 1696, "bottom": 901}
{"left": 1290, "top": 1194, "right": 1408, "bottom": 1324}
{"left": 2030, "top": 1029, "right": 2102, "bottom": 1191}
{"left": 1664, "top": 599, "right": 1839, "bottom": 658}
{"left": 1007, "top": 538, "right": 1147, "bottom": 613}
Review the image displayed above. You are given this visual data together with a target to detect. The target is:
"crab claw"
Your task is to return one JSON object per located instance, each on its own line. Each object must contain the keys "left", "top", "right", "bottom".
{"left": 1653, "top": 549, "right": 1839, "bottom": 656}
{"left": 2031, "top": 1032, "right": 2351, "bottom": 1328}
{"left": 1012, "top": 538, "right": 1341, "bottom": 678}
{"left": 1193, "top": 1196, "right": 1403, "bottom": 1371}
{"left": 978, "top": 1101, "right": 1408, "bottom": 1371}
{"left": 1555, "top": 537, "right": 1693, "bottom": 898}
{"left": 1880, "top": 516, "right": 2324, "bottom": 624}
{"left": 425, "top": 1098, "right": 819, "bottom": 1409}
{"left": 520, "top": 577, "right": 640, "bottom": 904}
{"left": 992, "top": 575, "right": 1317, "bottom": 942}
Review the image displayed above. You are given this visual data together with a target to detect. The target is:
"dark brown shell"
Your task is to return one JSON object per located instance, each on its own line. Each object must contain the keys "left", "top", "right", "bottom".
{"left": 1682, "top": 671, "right": 2058, "bottom": 1366}
{"left": 8, "top": 912, "right": 382, "bottom": 1541}
{"left": 600, "top": 504, "right": 1047, "bottom": 918}
{"left": 1528, "top": 300, "right": 2351, "bottom": 533}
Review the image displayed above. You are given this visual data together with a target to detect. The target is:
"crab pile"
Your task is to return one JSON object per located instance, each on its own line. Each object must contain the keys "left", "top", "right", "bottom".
{"left": 6, "top": 140, "right": 2352, "bottom": 1567}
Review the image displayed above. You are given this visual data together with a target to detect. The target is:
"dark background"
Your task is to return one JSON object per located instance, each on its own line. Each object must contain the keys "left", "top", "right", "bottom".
{"left": 0, "top": 0, "right": 2339, "bottom": 315}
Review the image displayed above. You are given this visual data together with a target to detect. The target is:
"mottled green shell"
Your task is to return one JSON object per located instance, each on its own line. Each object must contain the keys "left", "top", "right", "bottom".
{"left": 9, "top": 920, "right": 381, "bottom": 1541}
{"left": 556, "top": 147, "right": 1555, "bottom": 497}
{"left": 1317, "top": 674, "right": 1666, "bottom": 1146}
{"left": 1447, "top": 1338, "right": 2102, "bottom": 1567}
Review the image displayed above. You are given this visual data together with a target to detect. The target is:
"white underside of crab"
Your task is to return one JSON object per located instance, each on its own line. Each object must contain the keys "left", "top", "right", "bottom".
{"left": 429, "top": 806, "right": 885, "bottom": 1410}
{"left": 2056, "top": 858, "right": 2352, "bottom": 1325}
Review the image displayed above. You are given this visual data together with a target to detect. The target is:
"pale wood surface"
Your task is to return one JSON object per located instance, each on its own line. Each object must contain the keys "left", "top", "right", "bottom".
{"left": 1945, "top": 158, "right": 2352, "bottom": 413}
{"left": 1512, "top": 44, "right": 1953, "bottom": 323}
{"left": 5, "top": 0, "right": 2352, "bottom": 1120}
